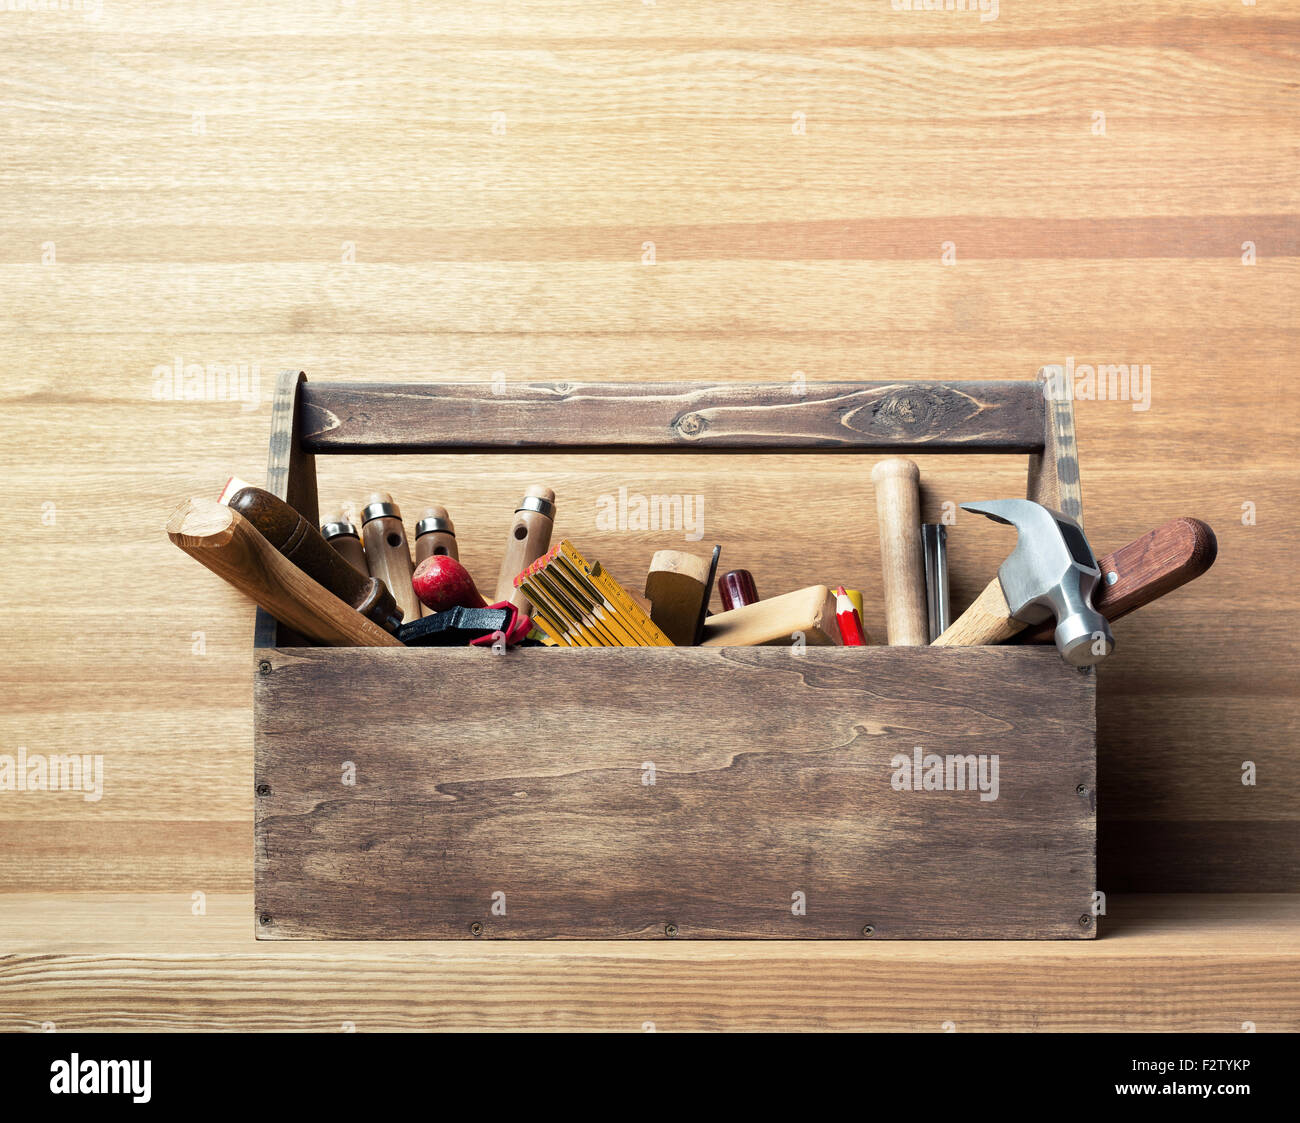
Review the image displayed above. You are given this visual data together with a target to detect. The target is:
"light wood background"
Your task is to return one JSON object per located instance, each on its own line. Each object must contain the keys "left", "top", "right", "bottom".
{"left": 1, "top": 0, "right": 1296, "bottom": 1030}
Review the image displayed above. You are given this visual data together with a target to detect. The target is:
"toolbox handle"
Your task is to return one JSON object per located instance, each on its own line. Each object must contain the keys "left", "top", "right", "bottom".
{"left": 298, "top": 380, "right": 1044, "bottom": 454}
{"left": 254, "top": 371, "right": 1082, "bottom": 648}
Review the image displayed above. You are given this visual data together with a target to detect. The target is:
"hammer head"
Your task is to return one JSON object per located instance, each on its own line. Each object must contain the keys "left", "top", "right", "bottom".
{"left": 962, "top": 499, "right": 1114, "bottom": 667}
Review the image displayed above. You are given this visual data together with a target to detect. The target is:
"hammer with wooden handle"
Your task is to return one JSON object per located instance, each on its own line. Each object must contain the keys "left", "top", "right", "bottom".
{"left": 871, "top": 457, "right": 929, "bottom": 645}
{"left": 932, "top": 499, "right": 1113, "bottom": 666}
{"left": 167, "top": 499, "right": 404, "bottom": 647}
{"left": 1016, "top": 517, "right": 1217, "bottom": 643}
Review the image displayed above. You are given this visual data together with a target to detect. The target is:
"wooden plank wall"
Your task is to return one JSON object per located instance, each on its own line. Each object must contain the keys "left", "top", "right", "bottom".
{"left": 0, "top": 0, "right": 1295, "bottom": 958}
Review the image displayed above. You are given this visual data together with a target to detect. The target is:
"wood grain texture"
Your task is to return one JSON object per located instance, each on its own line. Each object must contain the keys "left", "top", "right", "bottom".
{"left": 255, "top": 646, "right": 1094, "bottom": 940}
{"left": 1, "top": 0, "right": 1296, "bottom": 1026}
{"left": 300, "top": 381, "right": 1044, "bottom": 453}
{"left": 1, "top": 893, "right": 1296, "bottom": 1032}
{"left": 1028, "top": 366, "right": 1085, "bottom": 527}
{"left": 254, "top": 370, "right": 316, "bottom": 648}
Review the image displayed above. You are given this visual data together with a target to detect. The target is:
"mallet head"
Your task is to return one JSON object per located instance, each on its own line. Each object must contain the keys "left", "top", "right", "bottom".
{"left": 962, "top": 499, "right": 1114, "bottom": 667}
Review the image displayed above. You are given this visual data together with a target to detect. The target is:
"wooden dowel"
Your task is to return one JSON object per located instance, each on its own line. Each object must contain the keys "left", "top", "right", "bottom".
{"left": 872, "top": 457, "right": 929, "bottom": 646}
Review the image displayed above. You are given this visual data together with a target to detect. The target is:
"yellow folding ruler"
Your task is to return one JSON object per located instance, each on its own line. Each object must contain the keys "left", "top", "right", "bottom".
{"left": 516, "top": 540, "right": 674, "bottom": 647}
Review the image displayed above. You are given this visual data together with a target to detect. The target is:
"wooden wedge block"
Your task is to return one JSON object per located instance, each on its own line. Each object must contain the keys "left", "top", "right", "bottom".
{"left": 700, "top": 585, "right": 841, "bottom": 647}
{"left": 644, "top": 550, "right": 712, "bottom": 646}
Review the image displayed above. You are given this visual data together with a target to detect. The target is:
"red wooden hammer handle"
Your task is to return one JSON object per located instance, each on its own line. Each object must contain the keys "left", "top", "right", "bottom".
{"left": 1020, "top": 517, "right": 1217, "bottom": 643}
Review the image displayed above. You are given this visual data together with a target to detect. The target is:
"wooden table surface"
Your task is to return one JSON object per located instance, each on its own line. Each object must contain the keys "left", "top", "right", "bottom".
{"left": 1, "top": 1, "right": 1296, "bottom": 1030}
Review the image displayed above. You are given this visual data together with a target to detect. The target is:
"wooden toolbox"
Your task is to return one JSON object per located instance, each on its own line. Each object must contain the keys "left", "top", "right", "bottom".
{"left": 254, "top": 372, "right": 1096, "bottom": 940}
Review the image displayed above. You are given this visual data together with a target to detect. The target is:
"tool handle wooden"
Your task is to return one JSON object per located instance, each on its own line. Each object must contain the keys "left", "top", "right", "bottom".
{"left": 327, "top": 532, "right": 369, "bottom": 576}
{"left": 495, "top": 485, "right": 556, "bottom": 611}
{"left": 363, "top": 507, "right": 422, "bottom": 624}
{"left": 930, "top": 577, "right": 1026, "bottom": 647}
{"left": 167, "top": 499, "right": 404, "bottom": 647}
{"left": 871, "top": 457, "right": 929, "bottom": 645}
{"left": 1019, "top": 517, "right": 1217, "bottom": 643}
{"left": 227, "top": 486, "right": 401, "bottom": 633}
{"left": 718, "top": 569, "right": 759, "bottom": 612}
{"left": 415, "top": 505, "right": 459, "bottom": 564}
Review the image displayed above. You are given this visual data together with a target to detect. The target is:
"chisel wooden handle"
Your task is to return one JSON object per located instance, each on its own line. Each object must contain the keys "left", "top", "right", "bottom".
{"left": 415, "top": 505, "right": 458, "bottom": 563}
{"left": 495, "top": 485, "right": 556, "bottom": 613}
{"left": 321, "top": 516, "right": 369, "bottom": 576}
{"left": 414, "top": 505, "right": 459, "bottom": 618}
{"left": 872, "top": 457, "right": 929, "bottom": 645}
{"left": 362, "top": 491, "right": 422, "bottom": 623}
{"left": 1018, "top": 517, "right": 1217, "bottom": 643}
{"left": 167, "top": 499, "right": 404, "bottom": 647}
{"left": 225, "top": 486, "right": 402, "bottom": 634}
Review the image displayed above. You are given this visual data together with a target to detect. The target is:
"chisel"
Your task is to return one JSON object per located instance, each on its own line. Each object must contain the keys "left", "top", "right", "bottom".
{"left": 921, "top": 523, "right": 950, "bottom": 643}
{"left": 495, "top": 485, "right": 556, "bottom": 615}
{"left": 320, "top": 514, "right": 369, "bottom": 577}
{"left": 415, "top": 505, "right": 458, "bottom": 563}
{"left": 361, "top": 491, "right": 422, "bottom": 623}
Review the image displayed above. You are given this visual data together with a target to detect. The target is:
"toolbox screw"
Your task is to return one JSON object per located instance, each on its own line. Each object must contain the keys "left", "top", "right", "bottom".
{"left": 862, "top": 925, "right": 875, "bottom": 937}
{"left": 664, "top": 924, "right": 678, "bottom": 938}
{"left": 1075, "top": 783, "right": 1087, "bottom": 795}
{"left": 1105, "top": 571, "right": 1119, "bottom": 586}
{"left": 470, "top": 922, "right": 484, "bottom": 936}
{"left": 259, "top": 912, "right": 272, "bottom": 926}
{"left": 1079, "top": 914, "right": 1092, "bottom": 928}
{"left": 256, "top": 783, "right": 271, "bottom": 796}
{"left": 258, "top": 660, "right": 272, "bottom": 675}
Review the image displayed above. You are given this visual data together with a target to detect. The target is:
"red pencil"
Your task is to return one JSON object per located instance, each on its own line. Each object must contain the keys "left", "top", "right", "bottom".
{"left": 835, "top": 586, "right": 867, "bottom": 646}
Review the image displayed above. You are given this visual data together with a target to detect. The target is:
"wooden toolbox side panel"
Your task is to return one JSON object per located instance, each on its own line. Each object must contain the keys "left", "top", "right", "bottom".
{"left": 255, "top": 647, "right": 1095, "bottom": 940}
